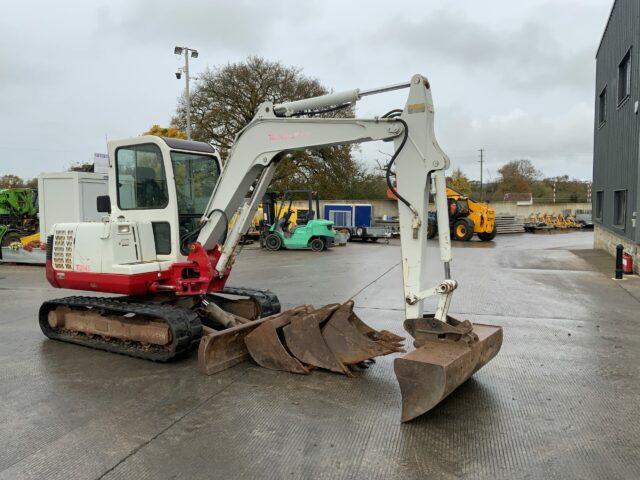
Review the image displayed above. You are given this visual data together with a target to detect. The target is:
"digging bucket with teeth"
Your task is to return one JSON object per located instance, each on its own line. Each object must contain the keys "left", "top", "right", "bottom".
{"left": 321, "top": 300, "right": 405, "bottom": 365}
{"left": 281, "top": 304, "right": 350, "bottom": 375}
{"left": 394, "top": 314, "right": 502, "bottom": 422}
{"left": 244, "top": 309, "right": 312, "bottom": 375}
{"left": 245, "top": 301, "right": 405, "bottom": 375}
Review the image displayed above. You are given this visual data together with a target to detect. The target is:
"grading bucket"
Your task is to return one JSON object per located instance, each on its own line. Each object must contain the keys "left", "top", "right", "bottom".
{"left": 394, "top": 316, "right": 502, "bottom": 422}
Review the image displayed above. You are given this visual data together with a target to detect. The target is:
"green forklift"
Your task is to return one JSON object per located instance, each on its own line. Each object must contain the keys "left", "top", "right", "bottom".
{"left": 262, "top": 190, "right": 336, "bottom": 252}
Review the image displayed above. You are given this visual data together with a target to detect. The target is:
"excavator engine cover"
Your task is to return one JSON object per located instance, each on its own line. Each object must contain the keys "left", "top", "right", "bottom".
{"left": 394, "top": 315, "right": 502, "bottom": 422}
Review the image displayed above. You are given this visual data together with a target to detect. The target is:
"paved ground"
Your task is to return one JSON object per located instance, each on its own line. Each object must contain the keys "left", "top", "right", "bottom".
{"left": 1, "top": 231, "right": 639, "bottom": 480}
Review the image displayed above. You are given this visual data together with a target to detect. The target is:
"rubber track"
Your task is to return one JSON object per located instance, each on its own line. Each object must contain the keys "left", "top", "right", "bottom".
{"left": 39, "top": 296, "right": 202, "bottom": 362}
{"left": 220, "top": 286, "right": 281, "bottom": 318}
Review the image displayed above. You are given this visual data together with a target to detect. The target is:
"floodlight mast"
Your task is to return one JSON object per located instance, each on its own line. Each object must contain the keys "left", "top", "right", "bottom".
{"left": 174, "top": 46, "right": 199, "bottom": 139}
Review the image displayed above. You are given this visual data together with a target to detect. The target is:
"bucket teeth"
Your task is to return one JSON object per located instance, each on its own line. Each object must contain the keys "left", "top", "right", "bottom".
{"left": 321, "top": 301, "right": 399, "bottom": 364}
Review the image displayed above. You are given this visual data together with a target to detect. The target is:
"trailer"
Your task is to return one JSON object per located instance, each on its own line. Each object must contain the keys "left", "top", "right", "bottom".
{"left": 324, "top": 203, "right": 391, "bottom": 242}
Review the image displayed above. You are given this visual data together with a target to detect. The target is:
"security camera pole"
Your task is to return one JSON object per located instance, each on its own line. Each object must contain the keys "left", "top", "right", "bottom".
{"left": 174, "top": 46, "right": 199, "bottom": 139}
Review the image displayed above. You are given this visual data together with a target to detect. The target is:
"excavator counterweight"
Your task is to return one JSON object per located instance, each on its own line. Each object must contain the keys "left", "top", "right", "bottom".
{"left": 40, "top": 74, "right": 502, "bottom": 422}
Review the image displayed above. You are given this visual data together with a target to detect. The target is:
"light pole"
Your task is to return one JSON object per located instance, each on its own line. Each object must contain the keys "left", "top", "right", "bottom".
{"left": 174, "top": 46, "right": 199, "bottom": 139}
{"left": 478, "top": 148, "right": 484, "bottom": 201}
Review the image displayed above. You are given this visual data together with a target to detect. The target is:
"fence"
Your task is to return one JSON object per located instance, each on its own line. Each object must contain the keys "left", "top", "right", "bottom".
{"left": 288, "top": 199, "right": 591, "bottom": 219}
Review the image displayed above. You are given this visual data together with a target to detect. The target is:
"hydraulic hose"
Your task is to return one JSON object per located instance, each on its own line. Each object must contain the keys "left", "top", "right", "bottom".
{"left": 384, "top": 116, "right": 418, "bottom": 217}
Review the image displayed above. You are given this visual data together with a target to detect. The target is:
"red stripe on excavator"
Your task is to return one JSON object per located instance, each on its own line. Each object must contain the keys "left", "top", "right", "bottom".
{"left": 46, "top": 264, "right": 166, "bottom": 295}
{"left": 45, "top": 243, "right": 230, "bottom": 296}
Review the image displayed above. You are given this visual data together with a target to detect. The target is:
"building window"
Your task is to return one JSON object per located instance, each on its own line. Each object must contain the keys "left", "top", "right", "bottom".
{"left": 598, "top": 86, "right": 607, "bottom": 126}
{"left": 595, "top": 190, "right": 603, "bottom": 220}
{"left": 613, "top": 190, "right": 627, "bottom": 228}
{"left": 618, "top": 48, "right": 631, "bottom": 105}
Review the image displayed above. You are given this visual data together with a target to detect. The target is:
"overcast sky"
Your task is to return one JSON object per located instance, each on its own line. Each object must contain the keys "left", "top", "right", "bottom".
{"left": 1, "top": 0, "right": 611, "bottom": 182}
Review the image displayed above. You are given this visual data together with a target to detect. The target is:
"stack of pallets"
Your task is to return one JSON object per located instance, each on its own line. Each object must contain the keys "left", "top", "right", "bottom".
{"left": 495, "top": 215, "right": 525, "bottom": 234}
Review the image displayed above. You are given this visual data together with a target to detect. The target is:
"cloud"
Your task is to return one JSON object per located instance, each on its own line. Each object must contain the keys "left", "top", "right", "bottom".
{"left": 0, "top": 0, "right": 611, "bottom": 180}
{"left": 374, "top": 6, "right": 597, "bottom": 94}
{"left": 110, "top": 0, "right": 316, "bottom": 53}
{"left": 436, "top": 102, "right": 594, "bottom": 180}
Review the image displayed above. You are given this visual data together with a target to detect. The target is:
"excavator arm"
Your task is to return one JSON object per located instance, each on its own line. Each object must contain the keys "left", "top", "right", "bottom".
{"left": 196, "top": 74, "right": 457, "bottom": 324}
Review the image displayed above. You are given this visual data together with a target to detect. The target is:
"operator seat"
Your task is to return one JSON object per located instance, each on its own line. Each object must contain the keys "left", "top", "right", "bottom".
{"left": 279, "top": 210, "right": 297, "bottom": 238}
{"left": 136, "top": 166, "right": 167, "bottom": 207}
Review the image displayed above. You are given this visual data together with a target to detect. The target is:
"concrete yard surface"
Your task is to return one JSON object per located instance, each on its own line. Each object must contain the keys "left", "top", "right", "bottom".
{"left": 1, "top": 231, "right": 639, "bottom": 479}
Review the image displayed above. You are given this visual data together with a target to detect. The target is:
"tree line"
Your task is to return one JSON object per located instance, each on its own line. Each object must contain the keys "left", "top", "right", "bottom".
{"left": 448, "top": 159, "right": 590, "bottom": 203}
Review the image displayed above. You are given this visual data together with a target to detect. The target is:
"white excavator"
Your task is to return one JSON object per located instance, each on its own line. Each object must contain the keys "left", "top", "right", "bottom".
{"left": 40, "top": 74, "right": 502, "bottom": 422}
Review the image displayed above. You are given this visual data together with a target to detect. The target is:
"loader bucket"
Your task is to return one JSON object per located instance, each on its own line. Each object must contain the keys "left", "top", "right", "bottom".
{"left": 321, "top": 301, "right": 401, "bottom": 364}
{"left": 394, "top": 321, "right": 502, "bottom": 422}
{"left": 282, "top": 304, "right": 350, "bottom": 375}
{"left": 245, "top": 315, "right": 310, "bottom": 374}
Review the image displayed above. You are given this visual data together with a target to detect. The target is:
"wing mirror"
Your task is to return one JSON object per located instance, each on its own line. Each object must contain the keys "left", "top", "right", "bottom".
{"left": 97, "top": 195, "right": 111, "bottom": 214}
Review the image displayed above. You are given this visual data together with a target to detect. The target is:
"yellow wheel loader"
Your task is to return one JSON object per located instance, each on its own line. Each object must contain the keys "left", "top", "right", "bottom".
{"left": 427, "top": 188, "right": 496, "bottom": 241}
{"left": 38, "top": 75, "right": 502, "bottom": 423}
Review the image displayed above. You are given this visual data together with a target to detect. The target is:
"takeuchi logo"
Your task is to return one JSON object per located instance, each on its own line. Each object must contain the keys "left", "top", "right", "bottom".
{"left": 268, "top": 132, "right": 311, "bottom": 141}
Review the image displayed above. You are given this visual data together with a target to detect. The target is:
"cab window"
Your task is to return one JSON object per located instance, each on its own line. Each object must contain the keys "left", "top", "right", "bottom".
{"left": 116, "top": 144, "right": 168, "bottom": 210}
{"left": 170, "top": 151, "right": 220, "bottom": 236}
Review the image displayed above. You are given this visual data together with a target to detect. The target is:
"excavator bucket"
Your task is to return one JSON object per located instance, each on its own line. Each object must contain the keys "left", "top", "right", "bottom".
{"left": 244, "top": 311, "right": 310, "bottom": 374}
{"left": 321, "top": 301, "right": 405, "bottom": 364}
{"left": 394, "top": 315, "right": 502, "bottom": 422}
{"left": 344, "top": 306, "right": 406, "bottom": 353}
{"left": 243, "top": 301, "right": 405, "bottom": 376}
{"left": 198, "top": 305, "right": 311, "bottom": 375}
{"left": 282, "top": 304, "right": 351, "bottom": 375}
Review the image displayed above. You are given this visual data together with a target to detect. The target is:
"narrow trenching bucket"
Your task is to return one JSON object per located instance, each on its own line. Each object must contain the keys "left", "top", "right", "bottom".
{"left": 282, "top": 304, "right": 350, "bottom": 375}
{"left": 244, "top": 309, "right": 311, "bottom": 374}
{"left": 394, "top": 315, "right": 502, "bottom": 422}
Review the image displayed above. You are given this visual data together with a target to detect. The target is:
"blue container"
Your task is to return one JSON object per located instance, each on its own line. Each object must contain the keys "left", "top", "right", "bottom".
{"left": 324, "top": 204, "right": 373, "bottom": 228}
{"left": 353, "top": 204, "right": 372, "bottom": 228}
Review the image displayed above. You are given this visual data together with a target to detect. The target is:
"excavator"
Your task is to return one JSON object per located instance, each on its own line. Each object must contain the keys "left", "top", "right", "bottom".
{"left": 39, "top": 75, "right": 502, "bottom": 422}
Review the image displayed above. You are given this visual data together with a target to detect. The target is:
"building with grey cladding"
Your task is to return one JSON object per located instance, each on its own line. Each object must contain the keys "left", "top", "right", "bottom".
{"left": 593, "top": 0, "right": 640, "bottom": 271}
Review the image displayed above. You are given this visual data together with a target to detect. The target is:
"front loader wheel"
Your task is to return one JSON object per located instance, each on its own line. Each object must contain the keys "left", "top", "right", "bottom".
{"left": 310, "top": 238, "right": 325, "bottom": 252}
{"left": 452, "top": 218, "right": 474, "bottom": 241}
{"left": 264, "top": 233, "right": 282, "bottom": 251}
{"left": 477, "top": 226, "right": 497, "bottom": 242}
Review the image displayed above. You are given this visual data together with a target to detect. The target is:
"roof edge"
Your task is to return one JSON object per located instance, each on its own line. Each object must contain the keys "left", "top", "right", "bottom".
{"left": 596, "top": 0, "right": 618, "bottom": 58}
